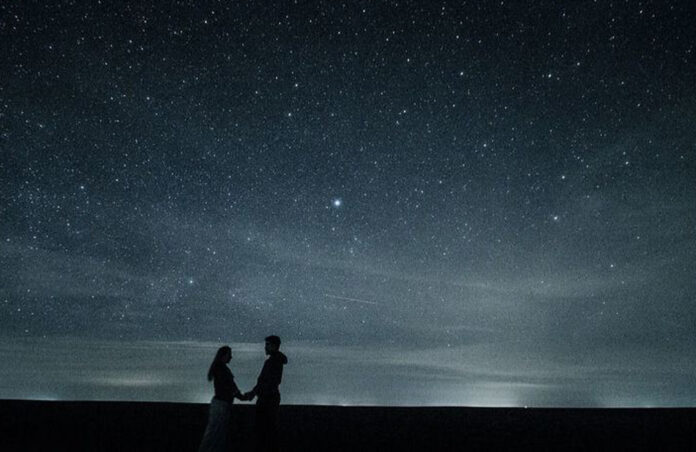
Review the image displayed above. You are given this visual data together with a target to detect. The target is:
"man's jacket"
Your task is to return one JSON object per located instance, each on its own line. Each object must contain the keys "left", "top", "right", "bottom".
{"left": 251, "top": 351, "right": 288, "bottom": 398}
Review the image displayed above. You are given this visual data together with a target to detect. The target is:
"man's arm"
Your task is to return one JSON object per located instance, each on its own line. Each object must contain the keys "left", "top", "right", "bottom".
{"left": 245, "top": 359, "right": 275, "bottom": 399}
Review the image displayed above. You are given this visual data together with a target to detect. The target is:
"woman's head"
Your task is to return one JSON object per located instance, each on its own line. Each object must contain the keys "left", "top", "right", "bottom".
{"left": 207, "top": 345, "right": 232, "bottom": 381}
{"left": 217, "top": 345, "right": 232, "bottom": 363}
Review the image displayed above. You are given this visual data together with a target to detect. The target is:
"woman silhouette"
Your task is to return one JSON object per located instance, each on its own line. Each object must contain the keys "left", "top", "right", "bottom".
{"left": 198, "top": 345, "right": 244, "bottom": 452}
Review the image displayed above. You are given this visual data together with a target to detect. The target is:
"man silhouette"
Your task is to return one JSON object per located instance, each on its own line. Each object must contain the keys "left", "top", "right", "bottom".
{"left": 244, "top": 335, "right": 287, "bottom": 452}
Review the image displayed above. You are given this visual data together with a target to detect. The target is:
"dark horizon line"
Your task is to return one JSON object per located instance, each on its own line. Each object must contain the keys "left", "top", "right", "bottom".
{"left": 3, "top": 399, "right": 695, "bottom": 411}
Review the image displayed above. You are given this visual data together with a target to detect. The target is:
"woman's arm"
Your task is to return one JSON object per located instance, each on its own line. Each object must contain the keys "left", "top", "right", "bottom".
{"left": 229, "top": 374, "right": 245, "bottom": 400}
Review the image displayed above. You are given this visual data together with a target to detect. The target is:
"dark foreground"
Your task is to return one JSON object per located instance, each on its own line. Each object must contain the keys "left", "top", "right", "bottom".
{"left": 1, "top": 400, "right": 695, "bottom": 451}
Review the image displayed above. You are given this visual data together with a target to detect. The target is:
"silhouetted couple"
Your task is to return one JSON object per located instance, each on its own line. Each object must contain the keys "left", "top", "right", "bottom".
{"left": 198, "top": 335, "right": 288, "bottom": 452}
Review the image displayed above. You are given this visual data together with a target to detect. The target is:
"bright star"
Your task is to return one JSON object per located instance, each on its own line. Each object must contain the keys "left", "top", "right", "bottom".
{"left": 332, "top": 198, "right": 342, "bottom": 208}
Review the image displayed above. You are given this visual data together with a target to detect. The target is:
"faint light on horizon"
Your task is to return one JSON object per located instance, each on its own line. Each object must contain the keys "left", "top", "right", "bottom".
{"left": 27, "top": 393, "right": 60, "bottom": 401}
{"left": 91, "top": 375, "right": 167, "bottom": 388}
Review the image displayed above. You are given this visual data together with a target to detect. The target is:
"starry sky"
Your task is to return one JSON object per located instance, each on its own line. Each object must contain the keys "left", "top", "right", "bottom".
{"left": 1, "top": 1, "right": 695, "bottom": 406}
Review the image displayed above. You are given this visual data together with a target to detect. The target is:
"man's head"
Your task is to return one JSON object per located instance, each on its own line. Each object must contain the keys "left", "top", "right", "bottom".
{"left": 264, "top": 335, "right": 281, "bottom": 355}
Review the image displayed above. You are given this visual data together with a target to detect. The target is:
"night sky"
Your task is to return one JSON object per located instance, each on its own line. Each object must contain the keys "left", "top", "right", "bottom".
{"left": 1, "top": 1, "right": 695, "bottom": 406}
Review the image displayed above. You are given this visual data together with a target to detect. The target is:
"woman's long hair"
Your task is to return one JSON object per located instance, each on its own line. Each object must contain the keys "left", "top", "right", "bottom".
{"left": 207, "top": 345, "right": 231, "bottom": 381}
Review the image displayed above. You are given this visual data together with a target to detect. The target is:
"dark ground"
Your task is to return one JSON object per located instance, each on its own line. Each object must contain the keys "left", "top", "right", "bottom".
{"left": 1, "top": 400, "right": 695, "bottom": 451}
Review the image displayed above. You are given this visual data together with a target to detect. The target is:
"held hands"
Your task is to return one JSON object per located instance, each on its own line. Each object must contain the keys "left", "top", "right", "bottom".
{"left": 238, "top": 391, "right": 255, "bottom": 401}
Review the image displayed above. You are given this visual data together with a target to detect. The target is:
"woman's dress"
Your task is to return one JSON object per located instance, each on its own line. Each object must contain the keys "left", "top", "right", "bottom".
{"left": 198, "top": 364, "right": 241, "bottom": 452}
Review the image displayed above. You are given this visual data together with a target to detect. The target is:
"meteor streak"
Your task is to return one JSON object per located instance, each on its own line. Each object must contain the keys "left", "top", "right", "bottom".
{"left": 323, "top": 294, "right": 379, "bottom": 306}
